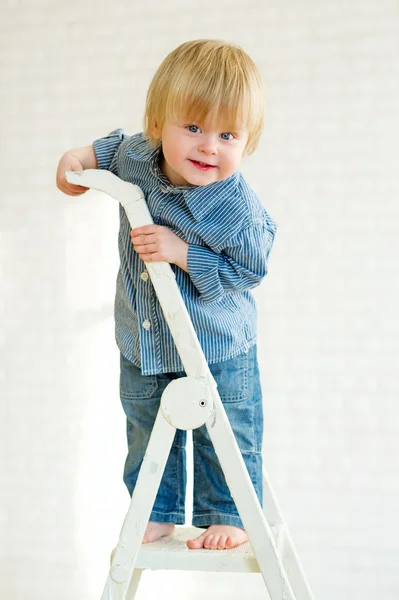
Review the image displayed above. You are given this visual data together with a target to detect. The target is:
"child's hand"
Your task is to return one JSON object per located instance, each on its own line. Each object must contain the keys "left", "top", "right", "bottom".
{"left": 131, "top": 225, "right": 189, "bottom": 272}
{"left": 56, "top": 152, "right": 88, "bottom": 196}
{"left": 56, "top": 145, "right": 97, "bottom": 196}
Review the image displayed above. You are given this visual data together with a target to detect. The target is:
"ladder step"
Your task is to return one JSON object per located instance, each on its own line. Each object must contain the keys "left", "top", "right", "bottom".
{"left": 135, "top": 526, "right": 261, "bottom": 573}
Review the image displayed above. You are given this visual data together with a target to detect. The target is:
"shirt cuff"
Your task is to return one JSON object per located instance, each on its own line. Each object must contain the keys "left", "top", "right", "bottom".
{"left": 187, "top": 245, "right": 222, "bottom": 303}
{"left": 93, "top": 128, "right": 125, "bottom": 170}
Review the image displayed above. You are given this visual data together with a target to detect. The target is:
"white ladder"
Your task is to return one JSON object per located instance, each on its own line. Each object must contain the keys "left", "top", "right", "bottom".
{"left": 66, "top": 170, "right": 315, "bottom": 600}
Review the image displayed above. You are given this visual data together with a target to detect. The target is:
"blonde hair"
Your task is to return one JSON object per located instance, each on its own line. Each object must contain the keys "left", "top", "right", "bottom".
{"left": 144, "top": 39, "right": 265, "bottom": 155}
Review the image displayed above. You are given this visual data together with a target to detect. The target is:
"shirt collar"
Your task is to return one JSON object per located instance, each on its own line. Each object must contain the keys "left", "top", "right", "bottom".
{"left": 126, "top": 134, "right": 239, "bottom": 221}
{"left": 181, "top": 173, "right": 239, "bottom": 221}
{"left": 151, "top": 143, "right": 239, "bottom": 221}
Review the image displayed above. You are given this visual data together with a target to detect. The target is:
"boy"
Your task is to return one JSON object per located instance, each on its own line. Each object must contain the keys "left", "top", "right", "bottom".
{"left": 56, "top": 39, "right": 277, "bottom": 551}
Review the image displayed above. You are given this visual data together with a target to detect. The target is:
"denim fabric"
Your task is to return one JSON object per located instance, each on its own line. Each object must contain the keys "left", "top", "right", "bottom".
{"left": 119, "top": 344, "right": 263, "bottom": 528}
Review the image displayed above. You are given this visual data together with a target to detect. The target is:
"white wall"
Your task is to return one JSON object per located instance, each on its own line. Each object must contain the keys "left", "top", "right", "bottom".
{"left": 1, "top": 1, "right": 399, "bottom": 599}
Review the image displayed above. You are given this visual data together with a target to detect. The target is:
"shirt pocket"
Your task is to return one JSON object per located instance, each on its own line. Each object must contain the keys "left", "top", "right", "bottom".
{"left": 209, "top": 351, "right": 249, "bottom": 403}
{"left": 119, "top": 353, "right": 158, "bottom": 400}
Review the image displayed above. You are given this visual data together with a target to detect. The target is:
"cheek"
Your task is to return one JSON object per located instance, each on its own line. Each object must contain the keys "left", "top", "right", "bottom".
{"left": 221, "top": 149, "right": 243, "bottom": 174}
{"left": 163, "top": 142, "right": 184, "bottom": 167}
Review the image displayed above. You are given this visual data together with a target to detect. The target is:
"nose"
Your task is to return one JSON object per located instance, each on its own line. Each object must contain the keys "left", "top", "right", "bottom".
{"left": 198, "top": 135, "right": 217, "bottom": 155}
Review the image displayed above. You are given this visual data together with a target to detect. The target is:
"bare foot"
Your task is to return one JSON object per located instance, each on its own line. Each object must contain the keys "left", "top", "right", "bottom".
{"left": 142, "top": 521, "right": 175, "bottom": 543}
{"left": 186, "top": 525, "right": 248, "bottom": 550}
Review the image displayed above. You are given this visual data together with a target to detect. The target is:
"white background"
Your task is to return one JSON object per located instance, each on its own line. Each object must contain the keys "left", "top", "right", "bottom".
{"left": 1, "top": 1, "right": 399, "bottom": 598}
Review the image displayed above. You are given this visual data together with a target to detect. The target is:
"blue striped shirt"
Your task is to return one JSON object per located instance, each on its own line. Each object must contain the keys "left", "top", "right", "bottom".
{"left": 93, "top": 130, "right": 277, "bottom": 375}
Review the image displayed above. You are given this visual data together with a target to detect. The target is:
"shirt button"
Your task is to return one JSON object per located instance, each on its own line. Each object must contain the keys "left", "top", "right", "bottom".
{"left": 140, "top": 271, "right": 149, "bottom": 281}
{"left": 142, "top": 319, "right": 151, "bottom": 330}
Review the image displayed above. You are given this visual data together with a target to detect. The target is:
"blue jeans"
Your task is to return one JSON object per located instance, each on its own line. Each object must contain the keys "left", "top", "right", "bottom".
{"left": 119, "top": 344, "right": 263, "bottom": 528}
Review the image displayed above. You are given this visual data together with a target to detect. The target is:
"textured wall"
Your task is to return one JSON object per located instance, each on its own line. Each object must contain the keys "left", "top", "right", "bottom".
{"left": 1, "top": 1, "right": 399, "bottom": 599}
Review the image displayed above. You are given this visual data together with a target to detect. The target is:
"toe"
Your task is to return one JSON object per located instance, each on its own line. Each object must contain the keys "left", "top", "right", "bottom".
{"left": 203, "top": 535, "right": 214, "bottom": 549}
{"left": 209, "top": 535, "right": 220, "bottom": 550}
{"left": 186, "top": 532, "right": 206, "bottom": 549}
{"left": 217, "top": 535, "right": 228, "bottom": 550}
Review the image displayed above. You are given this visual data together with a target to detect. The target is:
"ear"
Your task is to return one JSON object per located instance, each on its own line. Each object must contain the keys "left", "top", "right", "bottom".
{"left": 151, "top": 120, "right": 162, "bottom": 140}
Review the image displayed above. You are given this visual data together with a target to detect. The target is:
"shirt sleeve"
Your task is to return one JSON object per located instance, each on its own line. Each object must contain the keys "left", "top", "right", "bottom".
{"left": 187, "top": 215, "right": 277, "bottom": 304}
{"left": 92, "top": 128, "right": 130, "bottom": 171}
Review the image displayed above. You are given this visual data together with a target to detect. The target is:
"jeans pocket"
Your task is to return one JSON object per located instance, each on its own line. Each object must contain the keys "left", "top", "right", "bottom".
{"left": 209, "top": 351, "right": 249, "bottom": 403}
{"left": 119, "top": 353, "right": 158, "bottom": 400}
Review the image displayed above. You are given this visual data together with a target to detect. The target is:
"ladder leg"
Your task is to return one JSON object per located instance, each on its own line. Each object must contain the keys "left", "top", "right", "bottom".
{"left": 101, "top": 410, "right": 176, "bottom": 600}
{"left": 205, "top": 402, "right": 297, "bottom": 600}
{"left": 126, "top": 569, "right": 143, "bottom": 600}
{"left": 263, "top": 470, "right": 315, "bottom": 600}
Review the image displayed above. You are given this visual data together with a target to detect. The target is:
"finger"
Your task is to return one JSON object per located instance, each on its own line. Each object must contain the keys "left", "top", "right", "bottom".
{"left": 131, "top": 232, "right": 153, "bottom": 245}
{"left": 133, "top": 243, "right": 158, "bottom": 254}
{"left": 131, "top": 225, "right": 158, "bottom": 237}
{"left": 64, "top": 190, "right": 86, "bottom": 196}
{"left": 70, "top": 158, "right": 87, "bottom": 177}
{"left": 139, "top": 252, "right": 164, "bottom": 263}
{"left": 63, "top": 179, "right": 89, "bottom": 192}
{"left": 131, "top": 233, "right": 156, "bottom": 245}
{"left": 58, "top": 183, "right": 86, "bottom": 196}
{"left": 146, "top": 234, "right": 157, "bottom": 244}
{"left": 63, "top": 184, "right": 88, "bottom": 195}
{"left": 139, "top": 252, "right": 153, "bottom": 262}
{"left": 66, "top": 185, "right": 89, "bottom": 194}
{"left": 70, "top": 184, "right": 89, "bottom": 191}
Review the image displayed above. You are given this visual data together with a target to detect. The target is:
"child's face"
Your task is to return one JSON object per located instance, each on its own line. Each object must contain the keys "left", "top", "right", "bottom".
{"left": 155, "top": 113, "right": 249, "bottom": 187}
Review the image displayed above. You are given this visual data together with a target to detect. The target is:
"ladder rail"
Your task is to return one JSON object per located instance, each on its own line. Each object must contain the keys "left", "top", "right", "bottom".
{"left": 263, "top": 470, "right": 314, "bottom": 600}
{"left": 65, "top": 170, "right": 315, "bottom": 600}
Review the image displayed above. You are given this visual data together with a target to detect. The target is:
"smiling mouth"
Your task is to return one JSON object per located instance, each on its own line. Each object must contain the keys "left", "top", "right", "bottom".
{"left": 189, "top": 159, "right": 216, "bottom": 171}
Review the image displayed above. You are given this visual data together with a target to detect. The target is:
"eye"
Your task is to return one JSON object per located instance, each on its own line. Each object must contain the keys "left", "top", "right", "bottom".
{"left": 187, "top": 125, "right": 201, "bottom": 133}
{"left": 220, "top": 132, "right": 234, "bottom": 140}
